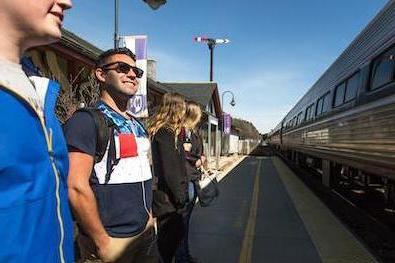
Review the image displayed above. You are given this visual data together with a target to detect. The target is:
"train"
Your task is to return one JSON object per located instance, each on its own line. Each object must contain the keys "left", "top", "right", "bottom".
{"left": 267, "top": 1, "right": 395, "bottom": 206}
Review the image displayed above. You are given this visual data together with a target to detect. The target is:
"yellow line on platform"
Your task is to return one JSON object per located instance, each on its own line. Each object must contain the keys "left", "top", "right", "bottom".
{"left": 239, "top": 159, "right": 261, "bottom": 263}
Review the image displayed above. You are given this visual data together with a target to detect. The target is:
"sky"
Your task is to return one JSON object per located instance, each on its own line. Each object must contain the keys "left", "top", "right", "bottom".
{"left": 64, "top": 0, "right": 389, "bottom": 133}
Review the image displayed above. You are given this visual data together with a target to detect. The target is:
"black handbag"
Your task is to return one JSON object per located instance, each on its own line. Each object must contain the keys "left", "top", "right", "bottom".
{"left": 196, "top": 170, "right": 219, "bottom": 207}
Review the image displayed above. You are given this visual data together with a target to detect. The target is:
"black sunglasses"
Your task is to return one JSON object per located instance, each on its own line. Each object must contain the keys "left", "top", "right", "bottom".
{"left": 102, "top": 62, "right": 144, "bottom": 78}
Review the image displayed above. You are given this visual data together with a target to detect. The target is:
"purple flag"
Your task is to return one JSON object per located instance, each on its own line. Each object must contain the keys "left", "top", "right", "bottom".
{"left": 135, "top": 38, "right": 147, "bottom": 60}
{"left": 223, "top": 113, "right": 232, "bottom": 135}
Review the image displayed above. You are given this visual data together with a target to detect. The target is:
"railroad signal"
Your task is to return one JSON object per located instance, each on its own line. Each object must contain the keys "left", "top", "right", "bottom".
{"left": 194, "top": 37, "right": 230, "bottom": 45}
{"left": 194, "top": 36, "right": 230, "bottom": 81}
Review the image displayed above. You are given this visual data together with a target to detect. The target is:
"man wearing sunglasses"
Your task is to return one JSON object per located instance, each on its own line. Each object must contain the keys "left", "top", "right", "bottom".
{"left": 64, "top": 48, "right": 158, "bottom": 262}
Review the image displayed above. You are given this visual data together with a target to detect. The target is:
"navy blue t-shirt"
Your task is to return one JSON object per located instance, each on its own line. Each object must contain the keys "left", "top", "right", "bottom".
{"left": 63, "top": 110, "right": 153, "bottom": 237}
{"left": 63, "top": 111, "right": 96, "bottom": 156}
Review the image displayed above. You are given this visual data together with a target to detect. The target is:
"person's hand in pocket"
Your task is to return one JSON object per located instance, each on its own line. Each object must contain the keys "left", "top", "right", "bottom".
{"left": 98, "top": 236, "right": 129, "bottom": 262}
{"left": 96, "top": 235, "right": 113, "bottom": 262}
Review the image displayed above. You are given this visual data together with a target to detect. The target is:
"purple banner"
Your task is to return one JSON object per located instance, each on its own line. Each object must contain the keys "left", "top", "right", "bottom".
{"left": 128, "top": 94, "right": 147, "bottom": 114}
{"left": 223, "top": 113, "right": 232, "bottom": 135}
{"left": 135, "top": 38, "right": 147, "bottom": 60}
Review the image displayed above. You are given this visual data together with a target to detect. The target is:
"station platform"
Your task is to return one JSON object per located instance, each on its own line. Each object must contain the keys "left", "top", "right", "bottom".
{"left": 188, "top": 154, "right": 377, "bottom": 262}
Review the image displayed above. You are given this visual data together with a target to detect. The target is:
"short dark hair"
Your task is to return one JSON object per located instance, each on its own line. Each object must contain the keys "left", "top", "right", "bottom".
{"left": 96, "top": 47, "right": 136, "bottom": 67}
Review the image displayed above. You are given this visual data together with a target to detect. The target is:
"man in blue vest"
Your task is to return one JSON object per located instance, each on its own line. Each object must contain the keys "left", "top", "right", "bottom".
{"left": 0, "top": 0, "right": 74, "bottom": 262}
{"left": 64, "top": 48, "right": 158, "bottom": 262}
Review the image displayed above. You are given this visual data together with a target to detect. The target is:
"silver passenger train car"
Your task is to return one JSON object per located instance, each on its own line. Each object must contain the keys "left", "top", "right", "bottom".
{"left": 268, "top": 1, "right": 395, "bottom": 205}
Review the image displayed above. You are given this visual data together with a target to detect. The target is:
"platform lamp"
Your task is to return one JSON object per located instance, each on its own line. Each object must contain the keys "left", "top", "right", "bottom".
{"left": 221, "top": 90, "right": 236, "bottom": 133}
{"left": 222, "top": 90, "right": 236, "bottom": 111}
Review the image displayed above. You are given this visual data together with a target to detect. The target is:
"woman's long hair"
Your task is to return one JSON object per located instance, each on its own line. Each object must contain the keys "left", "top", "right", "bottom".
{"left": 184, "top": 101, "right": 202, "bottom": 131}
{"left": 147, "top": 92, "right": 186, "bottom": 138}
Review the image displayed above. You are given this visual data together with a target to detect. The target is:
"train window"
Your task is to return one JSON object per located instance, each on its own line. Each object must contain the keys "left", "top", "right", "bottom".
{"left": 345, "top": 72, "right": 360, "bottom": 102}
{"left": 315, "top": 93, "right": 330, "bottom": 116}
{"left": 334, "top": 82, "right": 345, "bottom": 107}
{"left": 316, "top": 98, "right": 323, "bottom": 116}
{"left": 305, "top": 104, "right": 314, "bottom": 121}
{"left": 322, "top": 93, "right": 330, "bottom": 113}
{"left": 304, "top": 108, "right": 309, "bottom": 120}
{"left": 296, "top": 111, "right": 303, "bottom": 125}
{"left": 370, "top": 46, "right": 395, "bottom": 90}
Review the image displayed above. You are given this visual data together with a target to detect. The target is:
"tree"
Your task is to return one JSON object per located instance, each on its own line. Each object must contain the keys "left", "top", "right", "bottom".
{"left": 232, "top": 118, "right": 260, "bottom": 140}
{"left": 55, "top": 68, "right": 100, "bottom": 123}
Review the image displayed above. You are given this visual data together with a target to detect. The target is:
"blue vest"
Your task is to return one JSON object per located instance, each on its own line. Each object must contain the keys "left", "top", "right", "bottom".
{"left": 0, "top": 77, "right": 74, "bottom": 262}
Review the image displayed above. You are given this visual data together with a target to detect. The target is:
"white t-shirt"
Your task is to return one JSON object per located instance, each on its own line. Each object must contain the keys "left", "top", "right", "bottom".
{"left": 0, "top": 57, "right": 44, "bottom": 116}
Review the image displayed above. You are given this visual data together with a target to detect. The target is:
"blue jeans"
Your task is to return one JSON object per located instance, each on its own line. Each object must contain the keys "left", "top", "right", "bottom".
{"left": 175, "top": 182, "right": 197, "bottom": 262}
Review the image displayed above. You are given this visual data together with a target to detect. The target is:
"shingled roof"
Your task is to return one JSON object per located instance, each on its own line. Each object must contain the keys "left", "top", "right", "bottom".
{"left": 59, "top": 29, "right": 102, "bottom": 60}
{"left": 162, "top": 82, "right": 217, "bottom": 106}
{"left": 160, "top": 82, "right": 222, "bottom": 117}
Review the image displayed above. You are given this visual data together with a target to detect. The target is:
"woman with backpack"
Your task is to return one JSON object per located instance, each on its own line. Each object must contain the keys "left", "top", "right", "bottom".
{"left": 148, "top": 93, "right": 189, "bottom": 263}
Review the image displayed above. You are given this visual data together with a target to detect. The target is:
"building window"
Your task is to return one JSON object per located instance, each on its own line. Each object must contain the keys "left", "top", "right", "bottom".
{"left": 334, "top": 82, "right": 345, "bottom": 107}
{"left": 370, "top": 45, "right": 395, "bottom": 90}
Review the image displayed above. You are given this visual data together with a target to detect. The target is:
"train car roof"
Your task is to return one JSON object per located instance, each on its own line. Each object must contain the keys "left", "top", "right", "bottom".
{"left": 279, "top": 1, "right": 395, "bottom": 124}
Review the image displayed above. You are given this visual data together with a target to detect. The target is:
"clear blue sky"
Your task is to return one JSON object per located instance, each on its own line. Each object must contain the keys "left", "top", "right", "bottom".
{"left": 64, "top": 0, "right": 389, "bottom": 133}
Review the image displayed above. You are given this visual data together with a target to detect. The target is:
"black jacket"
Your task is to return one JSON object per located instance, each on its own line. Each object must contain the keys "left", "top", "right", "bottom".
{"left": 184, "top": 130, "right": 204, "bottom": 181}
{"left": 151, "top": 128, "right": 188, "bottom": 217}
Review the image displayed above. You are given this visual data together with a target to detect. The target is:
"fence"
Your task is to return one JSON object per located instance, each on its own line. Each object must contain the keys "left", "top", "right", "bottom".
{"left": 222, "top": 134, "right": 260, "bottom": 155}
{"left": 238, "top": 139, "right": 260, "bottom": 155}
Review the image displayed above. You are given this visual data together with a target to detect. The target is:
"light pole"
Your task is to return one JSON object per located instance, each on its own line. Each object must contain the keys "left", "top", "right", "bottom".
{"left": 113, "top": 0, "right": 167, "bottom": 48}
{"left": 194, "top": 37, "right": 230, "bottom": 81}
{"left": 219, "top": 90, "right": 236, "bottom": 164}
{"left": 114, "top": 0, "right": 119, "bottom": 48}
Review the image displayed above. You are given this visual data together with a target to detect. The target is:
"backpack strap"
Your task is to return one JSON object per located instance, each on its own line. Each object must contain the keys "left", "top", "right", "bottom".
{"left": 75, "top": 107, "right": 114, "bottom": 163}
{"left": 104, "top": 127, "right": 120, "bottom": 184}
